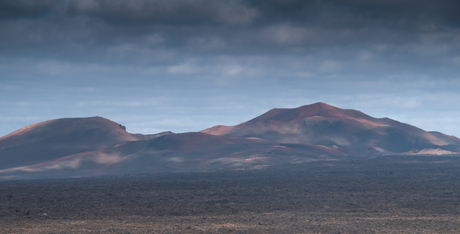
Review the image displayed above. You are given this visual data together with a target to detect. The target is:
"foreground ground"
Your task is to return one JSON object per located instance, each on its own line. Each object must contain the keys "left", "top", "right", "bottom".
{"left": 1, "top": 155, "right": 460, "bottom": 233}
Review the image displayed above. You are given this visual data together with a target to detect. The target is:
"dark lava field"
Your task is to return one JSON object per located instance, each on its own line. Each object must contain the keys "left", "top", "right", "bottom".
{"left": 2, "top": 155, "right": 460, "bottom": 233}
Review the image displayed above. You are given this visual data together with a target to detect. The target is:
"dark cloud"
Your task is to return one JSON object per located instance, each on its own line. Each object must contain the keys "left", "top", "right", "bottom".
{"left": 0, "top": 0, "right": 57, "bottom": 19}
{"left": 58, "top": 0, "right": 460, "bottom": 30}
{"left": 67, "top": 0, "right": 259, "bottom": 26}
{"left": 1, "top": 0, "right": 459, "bottom": 53}
{"left": 1, "top": 0, "right": 459, "bottom": 69}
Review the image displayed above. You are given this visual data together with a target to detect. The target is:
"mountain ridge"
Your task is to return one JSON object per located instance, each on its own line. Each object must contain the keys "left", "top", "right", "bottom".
{"left": 1, "top": 102, "right": 459, "bottom": 179}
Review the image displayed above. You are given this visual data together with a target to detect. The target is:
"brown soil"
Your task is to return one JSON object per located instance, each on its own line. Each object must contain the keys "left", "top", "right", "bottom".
{"left": 1, "top": 155, "right": 460, "bottom": 233}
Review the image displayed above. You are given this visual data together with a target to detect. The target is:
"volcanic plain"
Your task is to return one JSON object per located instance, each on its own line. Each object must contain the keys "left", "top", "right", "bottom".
{"left": 2, "top": 155, "right": 460, "bottom": 233}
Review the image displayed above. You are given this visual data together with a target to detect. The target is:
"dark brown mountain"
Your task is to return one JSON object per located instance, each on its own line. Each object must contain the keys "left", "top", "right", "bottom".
{"left": 202, "top": 102, "right": 460, "bottom": 154}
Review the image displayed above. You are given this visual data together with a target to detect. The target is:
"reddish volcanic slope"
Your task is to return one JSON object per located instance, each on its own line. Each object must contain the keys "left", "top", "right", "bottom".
{"left": 0, "top": 117, "right": 137, "bottom": 169}
{"left": 202, "top": 102, "right": 460, "bottom": 154}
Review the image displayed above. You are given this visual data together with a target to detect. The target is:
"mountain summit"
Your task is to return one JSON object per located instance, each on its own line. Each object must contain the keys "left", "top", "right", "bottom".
{"left": 250, "top": 102, "right": 373, "bottom": 122}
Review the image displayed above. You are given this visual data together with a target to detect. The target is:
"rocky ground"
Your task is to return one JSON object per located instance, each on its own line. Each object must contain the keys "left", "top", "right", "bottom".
{"left": 2, "top": 155, "right": 460, "bottom": 233}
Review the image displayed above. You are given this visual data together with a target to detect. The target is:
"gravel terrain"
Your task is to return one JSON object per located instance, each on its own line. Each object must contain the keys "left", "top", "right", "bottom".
{"left": 2, "top": 155, "right": 460, "bottom": 233}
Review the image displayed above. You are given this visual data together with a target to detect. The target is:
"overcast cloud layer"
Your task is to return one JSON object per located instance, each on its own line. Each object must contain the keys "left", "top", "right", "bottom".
{"left": 1, "top": 0, "right": 460, "bottom": 137}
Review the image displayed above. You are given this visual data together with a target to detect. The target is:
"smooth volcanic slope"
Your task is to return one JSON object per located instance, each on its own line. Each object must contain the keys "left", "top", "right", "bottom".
{"left": 202, "top": 102, "right": 460, "bottom": 154}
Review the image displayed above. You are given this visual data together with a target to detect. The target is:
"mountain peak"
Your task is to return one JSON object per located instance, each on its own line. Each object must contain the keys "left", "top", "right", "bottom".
{"left": 297, "top": 102, "right": 342, "bottom": 115}
{"left": 250, "top": 102, "right": 370, "bottom": 122}
{"left": 310, "top": 102, "right": 334, "bottom": 108}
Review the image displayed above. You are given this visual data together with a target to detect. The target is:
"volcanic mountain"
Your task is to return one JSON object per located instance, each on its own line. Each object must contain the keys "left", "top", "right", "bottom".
{"left": 202, "top": 102, "right": 460, "bottom": 154}
{"left": 0, "top": 117, "right": 137, "bottom": 169}
{"left": 1, "top": 103, "right": 459, "bottom": 180}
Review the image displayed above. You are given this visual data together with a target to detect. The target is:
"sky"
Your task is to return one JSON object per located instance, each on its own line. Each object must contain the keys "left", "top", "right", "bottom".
{"left": 1, "top": 0, "right": 460, "bottom": 137}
